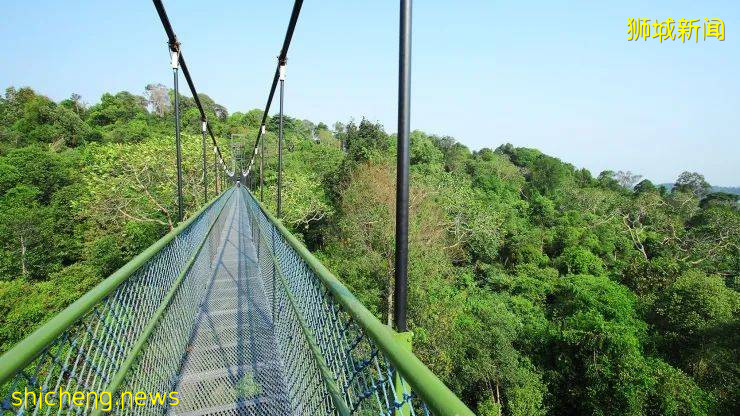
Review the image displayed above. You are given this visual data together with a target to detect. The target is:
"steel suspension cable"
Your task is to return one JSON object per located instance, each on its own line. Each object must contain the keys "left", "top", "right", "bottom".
{"left": 241, "top": 0, "right": 304, "bottom": 179}
{"left": 152, "top": 0, "right": 234, "bottom": 179}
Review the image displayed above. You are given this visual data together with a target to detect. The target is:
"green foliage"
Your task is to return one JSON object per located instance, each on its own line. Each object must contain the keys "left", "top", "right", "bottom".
{"left": 87, "top": 235, "right": 125, "bottom": 276}
{"left": 674, "top": 171, "right": 711, "bottom": 199}
{"left": 430, "top": 136, "right": 471, "bottom": 174}
{"left": 528, "top": 154, "right": 572, "bottom": 195}
{"left": 410, "top": 130, "right": 444, "bottom": 168}
{"left": 0, "top": 87, "right": 93, "bottom": 148}
{"left": 598, "top": 170, "right": 622, "bottom": 191}
{"left": 0, "top": 263, "right": 99, "bottom": 351}
{"left": 477, "top": 396, "right": 503, "bottom": 416}
{"left": 0, "top": 86, "right": 218, "bottom": 360}
{"left": 104, "top": 116, "right": 151, "bottom": 143}
{"left": 644, "top": 358, "right": 712, "bottom": 416}
{"left": 700, "top": 192, "right": 738, "bottom": 209}
{"left": 0, "top": 185, "right": 56, "bottom": 279}
{"left": 634, "top": 179, "right": 657, "bottom": 194}
{"left": 87, "top": 91, "right": 147, "bottom": 126}
{"left": 2, "top": 146, "right": 72, "bottom": 202}
{"left": 545, "top": 275, "right": 653, "bottom": 415}
{"left": 468, "top": 149, "right": 525, "bottom": 195}
{"left": 555, "top": 246, "right": 604, "bottom": 275}
{"left": 226, "top": 109, "right": 265, "bottom": 131}
{"left": 528, "top": 192, "right": 556, "bottom": 226}
{"left": 0, "top": 84, "right": 738, "bottom": 416}
{"left": 452, "top": 288, "right": 546, "bottom": 416}
{"left": 650, "top": 270, "right": 739, "bottom": 414}
{"left": 337, "top": 118, "right": 390, "bottom": 162}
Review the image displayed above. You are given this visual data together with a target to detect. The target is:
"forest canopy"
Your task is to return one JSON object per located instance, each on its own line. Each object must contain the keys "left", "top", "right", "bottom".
{"left": 0, "top": 86, "right": 738, "bottom": 415}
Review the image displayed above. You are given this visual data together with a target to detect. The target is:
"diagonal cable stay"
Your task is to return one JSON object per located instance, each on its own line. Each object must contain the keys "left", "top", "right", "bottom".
{"left": 153, "top": 0, "right": 234, "bottom": 178}
{"left": 241, "top": 0, "right": 303, "bottom": 179}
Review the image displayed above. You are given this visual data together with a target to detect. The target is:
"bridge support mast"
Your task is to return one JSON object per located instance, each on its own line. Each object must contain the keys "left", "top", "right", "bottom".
{"left": 393, "top": 0, "right": 412, "bottom": 333}
{"left": 277, "top": 63, "right": 286, "bottom": 218}
{"left": 260, "top": 125, "right": 265, "bottom": 202}
{"left": 171, "top": 48, "right": 184, "bottom": 222}
{"left": 201, "top": 119, "right": 208, "bottom": 203}
{"left": 213, "top": 148, "right": 219, "bottom": 194}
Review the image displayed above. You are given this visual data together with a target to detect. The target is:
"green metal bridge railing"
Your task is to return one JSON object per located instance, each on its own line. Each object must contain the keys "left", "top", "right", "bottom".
{"left": 0, "top": 186, "right": 473, "bottom": 416}
{"left": 0, "top": 189, "right": 234, "bottom": 415}
{"left": 241, "top": 188, "right": 473, "bottom": 416}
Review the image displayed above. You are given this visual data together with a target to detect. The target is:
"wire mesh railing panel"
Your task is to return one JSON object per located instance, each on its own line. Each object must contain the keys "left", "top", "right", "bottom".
{"left": 159, "top": 191, "right": 293, "bottom": 416}
{"left": 0, "top": 189, "right": 234, "bottom": 416}
{"left": 245, "top": 198, "right": 336, "bottom": 415}
{"left": 116, "top": 191, "right": 234, "bottom": 415}
{"left": 241, "top": 188, "right": 430, "bottom": 416}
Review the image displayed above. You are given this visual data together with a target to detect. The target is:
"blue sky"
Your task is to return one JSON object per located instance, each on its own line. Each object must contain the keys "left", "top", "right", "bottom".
{"left": 1, "top": 1, "right": 738, "bottom": 185}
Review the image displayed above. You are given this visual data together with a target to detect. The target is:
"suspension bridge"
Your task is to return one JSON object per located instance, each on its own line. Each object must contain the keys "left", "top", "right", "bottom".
{"left": 0, "top": 1, "right": 473, "bottom": 415}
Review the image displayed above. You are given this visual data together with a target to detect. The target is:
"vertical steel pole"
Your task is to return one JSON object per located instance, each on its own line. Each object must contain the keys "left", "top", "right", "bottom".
{"left": 230, "top": 135, "right": 236, "bottom": 184}
{"left": 260, "top": 125, "right": 265, "bottom": 202}
{"left": 214, "top": 150, "right": 219, "bottom": 194}
{"left": 172, "top": 51, "right": 184, "bottom": 222}
{"left": 201, "top": 120, "right": 208, "bottom": 203}
{"left": 277, "top": 64, "right": 286, "bottom": 218}
{"left": 393, "top": 0, "right": 412, "bottom": 332}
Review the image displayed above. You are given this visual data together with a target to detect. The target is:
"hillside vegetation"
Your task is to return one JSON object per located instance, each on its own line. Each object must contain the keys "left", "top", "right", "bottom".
{"left": 0, "top": 86, "right": 738, "bottom": 415}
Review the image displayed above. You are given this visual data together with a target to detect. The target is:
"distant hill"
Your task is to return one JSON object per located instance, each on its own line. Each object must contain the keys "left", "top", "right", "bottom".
{"left": 712, "top": 186, "right": 740, "bottom": 195}
{"left": 659, "top": 184, "right": 740, "bottom": 195}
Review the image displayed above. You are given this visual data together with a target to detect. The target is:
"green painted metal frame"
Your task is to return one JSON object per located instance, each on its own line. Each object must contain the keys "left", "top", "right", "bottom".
{"left": 266, "top": 237, "right": 352, "bottom": 415}
{"left": 88, "top": 189, "right": 234, "bottom": 416}
{"left": 0, "top": 189, "right": 232, "bottom": 387}
{"left": 246, "top": 189, "right": 475, "bottom": 416}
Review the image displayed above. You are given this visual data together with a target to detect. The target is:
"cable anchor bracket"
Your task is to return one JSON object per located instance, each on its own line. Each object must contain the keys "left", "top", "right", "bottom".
{"left": 170, "top": 49, "right": 180, "bottom": 70}
{"left": 279, "top": 62, "right": 287, "bottom": 81}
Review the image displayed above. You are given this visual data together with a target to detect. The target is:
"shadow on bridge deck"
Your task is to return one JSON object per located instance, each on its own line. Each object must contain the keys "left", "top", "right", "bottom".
{"left": 171, "top": 194, "right": 292, "bottom": 415}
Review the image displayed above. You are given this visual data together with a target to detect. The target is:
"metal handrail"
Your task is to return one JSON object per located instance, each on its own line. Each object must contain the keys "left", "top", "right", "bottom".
{"left": 244, "top": 188, "right": 474, "bottom": 416}
{"left": 0, "top": 189, "right": 232, "bottom": 386}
